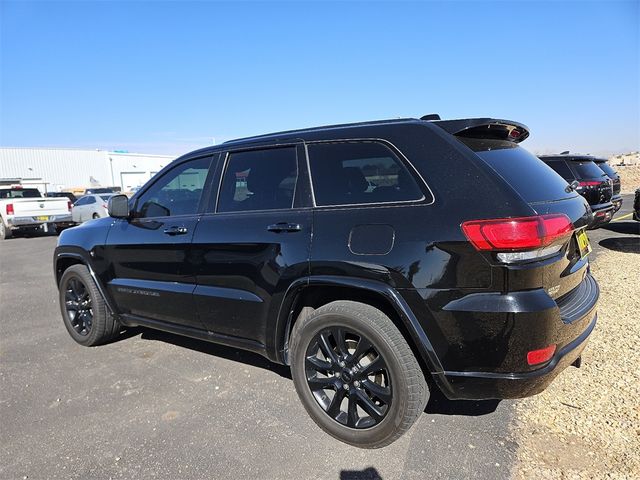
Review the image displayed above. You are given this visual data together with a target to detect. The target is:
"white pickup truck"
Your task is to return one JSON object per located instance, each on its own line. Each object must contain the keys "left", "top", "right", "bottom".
{"left": 0, "top": 186, "right": 74, "bottom": 240}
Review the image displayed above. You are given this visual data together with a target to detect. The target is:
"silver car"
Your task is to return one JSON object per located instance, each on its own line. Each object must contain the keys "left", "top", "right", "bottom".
{"left": 71, "top": 194, "right": 114, "bottom": 223}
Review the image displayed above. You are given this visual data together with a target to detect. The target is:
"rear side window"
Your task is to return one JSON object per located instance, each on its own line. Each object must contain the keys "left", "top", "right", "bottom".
{"left": 461, "top": 139, "right": 576, "bottom": 203}
{"left": 307, "top": 141, "right": 425, "bottom": 206}
{"left": 86, "top": 196, "right": 97, "bottom": 204}
{"left": 546, "top": 160, "right": 574, "bottom": 180}
{"left": 217, "top": 147, "right": 298, "bottom": 213}
{"left": 569, "top": 161, "right": 607, "bottom": 179}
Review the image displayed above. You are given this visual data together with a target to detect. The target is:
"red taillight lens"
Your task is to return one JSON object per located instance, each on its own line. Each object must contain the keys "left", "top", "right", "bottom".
{"left": 579, "top": 181, "right": 600, "bottom": 187}
{"left": 67, "top": 201, "right": 72, "bottom": 212}
{"left": 102, "top": 204, "right": 108, "bottom": 209}
{"left": 6, "top": 203, "right": 14, "bottom": 215}
{"left": 461, "top": 214, "right": 573, "bottom": 251}
{"left": 527, "top": 345, "right": 556, "bottom": 366}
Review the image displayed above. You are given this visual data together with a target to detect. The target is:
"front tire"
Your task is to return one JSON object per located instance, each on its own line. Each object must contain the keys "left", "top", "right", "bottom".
{"left": 59, "top": 265, "right": 120, "bottom": 346}
{"left": 290, "top": 301, "right": 428, "bottom": 448}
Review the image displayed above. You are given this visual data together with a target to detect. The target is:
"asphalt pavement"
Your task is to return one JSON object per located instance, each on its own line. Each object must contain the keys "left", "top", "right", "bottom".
{"left": 587, "top": 193, "right": 639, "bottom": 256}
{"left": 2, "top": 198, "right": 638, "bottom": 479}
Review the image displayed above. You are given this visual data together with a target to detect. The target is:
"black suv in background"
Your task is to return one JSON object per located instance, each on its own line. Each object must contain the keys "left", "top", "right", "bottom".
{"left": 593, "top": 158, "right": 622, "bottom": 212}
{"left": 540, "top": 154, "right": 614, "bottom": 228}
{"left": 54, "top": 116, "right": 599, "bottom": 448}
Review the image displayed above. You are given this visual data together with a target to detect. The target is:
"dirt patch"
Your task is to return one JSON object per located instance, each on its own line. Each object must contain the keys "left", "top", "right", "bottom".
{"left": 513, "top": 250, "right": 640, "bottom": 479}
{"left": 617, "top": 165, "right": 640, "bottom": 193}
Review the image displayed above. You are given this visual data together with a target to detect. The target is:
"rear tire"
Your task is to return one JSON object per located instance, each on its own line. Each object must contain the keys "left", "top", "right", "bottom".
{"left": 0, "top": 221, "right": 11, "bottom": 240}
{"left": 59, "top": 265, "right": 120, "bottom": 346}
{"left": 290, "top": 300, "right": 428, "bottom": 448}
{"left": 92, "top": 213, "right": 100, "bottom": 219}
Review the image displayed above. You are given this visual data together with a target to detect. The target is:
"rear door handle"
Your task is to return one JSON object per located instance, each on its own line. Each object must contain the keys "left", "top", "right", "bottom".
{"left": 163, "top": 226, "right": 188, "bottom": 236}
{"left": 267, "top": 222, "right": 302, "bottom": 233}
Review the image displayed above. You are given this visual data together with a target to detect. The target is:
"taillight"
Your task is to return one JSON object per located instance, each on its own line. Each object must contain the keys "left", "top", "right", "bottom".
{"left": 578, "top": 181, "right": 600, "bottom": 187}
{"left": 68, "top": 201, "right": 72, "bottom": 212}
{"left": 527, "top": 345, "right": 556, "bottom": 366}
{"left": 6, "top": 203, "right": 14, "bottom": 215}
{"left": 461, "top": 214, "right": 573, "bottom": 263}
{"left": 102, "top": 204, "right": 108, "bottom": 209}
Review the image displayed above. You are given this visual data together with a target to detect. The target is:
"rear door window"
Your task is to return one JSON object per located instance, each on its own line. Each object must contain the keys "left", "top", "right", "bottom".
{"left": 460, "top": 138, "right": 576, "bottom": 203}
{"left": 569, "top": 161, "right": 607, "bottom": 179}
{"left": 307, "top": 141, "right": 425, "bottom": 206}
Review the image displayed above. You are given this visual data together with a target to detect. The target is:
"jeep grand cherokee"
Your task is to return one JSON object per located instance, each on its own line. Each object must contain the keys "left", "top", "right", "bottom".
{"left": 54, "top": 116, "right": 599, "bottom": 448}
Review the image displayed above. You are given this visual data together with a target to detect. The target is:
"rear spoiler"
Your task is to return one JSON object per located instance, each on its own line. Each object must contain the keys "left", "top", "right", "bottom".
{"left": 428, "top": 118, "right": 530, "bottom": 143}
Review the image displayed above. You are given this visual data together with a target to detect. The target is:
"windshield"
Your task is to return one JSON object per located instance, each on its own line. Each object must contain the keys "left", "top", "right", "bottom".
{"left": 460, "top": 138, "right": 577, "bottom": 203}
{"left": 0, "top": 188, "right": 42, "bottom": 199}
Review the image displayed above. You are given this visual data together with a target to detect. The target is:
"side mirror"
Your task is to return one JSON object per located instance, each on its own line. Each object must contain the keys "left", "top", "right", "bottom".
{"left": 108, "top": 194, "right": 130, "bottom": 219}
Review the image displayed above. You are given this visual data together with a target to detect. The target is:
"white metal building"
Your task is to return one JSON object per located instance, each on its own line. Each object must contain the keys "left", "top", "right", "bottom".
{"left": 0, "top": 147, "right": 176, "bottom": 194}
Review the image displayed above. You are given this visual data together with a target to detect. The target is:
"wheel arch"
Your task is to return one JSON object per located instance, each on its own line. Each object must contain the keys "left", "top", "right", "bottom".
{"left": 54, "top": 251, "right": 117, "bottom": 314}
{"left": 273, "top": 276, "right": 445, "bottom": 378}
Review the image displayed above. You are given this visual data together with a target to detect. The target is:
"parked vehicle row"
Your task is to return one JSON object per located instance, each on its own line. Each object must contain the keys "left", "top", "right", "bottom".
{"left": 539, "top": 153, "right": 622, "bottom": 228}
{"left": 71, "top": 194, "right": 115, "bottom": 223}
{"left": 54, "top": 115, "right": 601, "bottom": 448}
{"left": 0, "top": 185, "right": 74, "bottom": 240}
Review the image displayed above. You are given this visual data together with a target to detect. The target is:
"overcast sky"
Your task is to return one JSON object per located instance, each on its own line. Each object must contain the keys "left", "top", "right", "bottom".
{"left": 1, "top": 0, "right": 638, "bottom": 157}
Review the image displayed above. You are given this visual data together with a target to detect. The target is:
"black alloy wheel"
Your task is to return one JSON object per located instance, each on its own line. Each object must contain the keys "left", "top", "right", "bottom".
{"left": 58, "top": 264, "right": 121, "bottom": 346}
{"left": 64, "top": 277, "right": 93, "bottom": 336}
{"left": 305, "top": 326, "right": 392, "bottom": 429}
{"left": 290, "top": 301, "right": 429, "bottom": 448}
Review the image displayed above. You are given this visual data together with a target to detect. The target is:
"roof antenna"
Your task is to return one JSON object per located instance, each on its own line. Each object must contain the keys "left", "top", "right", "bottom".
{"left": 560, "top": 150, "right": 570, "bottom": 155}
{"left": 420, "top": 114, "right": 441, "bottom": 121}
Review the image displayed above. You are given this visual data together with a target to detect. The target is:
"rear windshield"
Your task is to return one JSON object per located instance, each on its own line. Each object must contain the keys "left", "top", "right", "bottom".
{"left": 0, "top": 188, "right": 42, "bottom": 199}
{"left": 100, "top": 195, "right": 114, "bottom": 201}
{"left": 569, "top": 161, "right": 607, "bottom": 179}
{"left": 460, "top": 139, "right": 576, "bottom": 203}
{"left": 595, "top": 162, "right": 617, "bottom": 178}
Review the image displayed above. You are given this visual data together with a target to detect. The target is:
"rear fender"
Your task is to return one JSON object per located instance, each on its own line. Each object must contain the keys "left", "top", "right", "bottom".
{"left": 273, "top": 275, "right": 445, "bottom": 375}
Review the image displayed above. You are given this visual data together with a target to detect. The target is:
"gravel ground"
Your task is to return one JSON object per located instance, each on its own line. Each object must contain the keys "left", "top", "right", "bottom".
{"left": 616, "top": 165, "right": 640, "bottom": 194}
{"left": 513, "top": 250, "right": 640, "bottom": 479}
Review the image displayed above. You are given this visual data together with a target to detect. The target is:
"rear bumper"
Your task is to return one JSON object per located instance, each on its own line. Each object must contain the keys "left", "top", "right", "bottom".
{"left": 589, "top": 203, "right": 614, "bottom": 228}
{"left": 419, "top": 273, "right": 599, "bottom": 400}
{"left": 610, "top": 195, "right": 623, "bottom": 212}
{"left": 8, "top": 214, "right": 72, "bottom": 228}
{"left": 438, "top": 313, "right": 595, "bottom": 399}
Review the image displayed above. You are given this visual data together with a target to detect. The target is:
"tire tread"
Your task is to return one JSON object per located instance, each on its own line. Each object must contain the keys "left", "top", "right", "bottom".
{"left": 290, "top": 300, "right": 428, "bottom": 448}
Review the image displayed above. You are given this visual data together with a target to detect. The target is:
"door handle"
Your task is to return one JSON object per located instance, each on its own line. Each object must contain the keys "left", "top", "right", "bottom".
{"left": 163, "top": 226, "right": 188, "bottom": 236}
{"left": 267, "top": 222, "right": 302, "bottom": 233}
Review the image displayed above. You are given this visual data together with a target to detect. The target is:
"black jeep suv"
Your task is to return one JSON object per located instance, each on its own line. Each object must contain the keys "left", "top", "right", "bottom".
{"left": 592, "top": 157, "right": 623, "bottom": 212}
{"left": 54, "top": 116, "right": 599, "bottom": 448}
{"left": 539, "top": 154, "right": 615, "bottom": 227}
